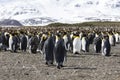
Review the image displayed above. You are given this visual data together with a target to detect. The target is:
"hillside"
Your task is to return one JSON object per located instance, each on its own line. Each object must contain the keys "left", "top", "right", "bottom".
{"left": 0, "top": 0, "right": 120, "bottom": 26}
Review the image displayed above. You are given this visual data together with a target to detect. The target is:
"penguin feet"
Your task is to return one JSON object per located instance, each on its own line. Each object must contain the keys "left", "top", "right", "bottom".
{"left": 57, "top": 66, "right": 61, "bottom": 69}
{"left": 45, "top": 61, "right": 54, "bottom": 66}
{"left": 60, "top": 65, "right": 64, "bottom": 67}
{"left": 81, "top": 50, "right": 85, "bottom": 52}
{"left": 105, "top": 54, "right": 111, "bottom": 57}
{"left": 45, "top": 62, "right": 48, "bottom": 65}
{"left": 57, "top": 64, "right": 64, "bottom": 69}
{"left": 74, "top": 52, "right": 79, "bottom": 54}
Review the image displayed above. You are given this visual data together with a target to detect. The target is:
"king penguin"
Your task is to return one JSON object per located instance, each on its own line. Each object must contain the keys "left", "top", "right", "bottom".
{"left": 108, "top": 32, "right": 115, "bottom": 46}
{"left": 9, "top": 33, "right": 13, "bottom": 51}
{"left": 93, "top": 33, "right": 102, "bottom": 53}
{"left": 73, "top": 33, "right": 82, "bottom": 54}
{"left": 81, "top": 34, "right": 87, "bottom": 52}
{"left": 102, "top": 35, "right": 111, "bottom": 56}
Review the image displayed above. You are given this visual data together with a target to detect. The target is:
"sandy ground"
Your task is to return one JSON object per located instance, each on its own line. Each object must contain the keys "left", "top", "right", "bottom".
{"left": 0, "top": 44, "right": 120, "bottom": 80}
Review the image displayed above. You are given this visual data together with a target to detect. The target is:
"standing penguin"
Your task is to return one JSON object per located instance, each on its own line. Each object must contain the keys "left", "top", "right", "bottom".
{"left": 66, "top": 33, "right": 73, "bottom": 52}
{"left": 88, "top": 32, "right": 94, "bottom": 44}
{"left": 108, "top": 32, "right": 115, "bottom": 46}
{"left": 40, "top": 33, "right": 47, "bottom": 53}
{"left": 43, "top": 33, "right": 55, "bottom": 65}
{"left": 102, "top": 35, "right": 111, "bottom": 56}
{"left": 114, "top": 32, "right": 119, "bottom": 43}
{"left": 0, "top": 32, "right": 7, "bottom": 51}
{"left": 54, "top": 33, "right": 66, "bottom": 69}
{"left": 12, "top": 33, "right": 19, "bottom": 52}
{"left": 28, "top": 34, "right": 32, "bottom": 53}
{"left": 9, "top": 33, "right": 13, "bottom": 51}
{"left": 81, "top": 34, "right": 87, "bottom": 52}
{"left": 5, "top": 32, "right": 10, "bottom": 50}
{"left": 119, "top": 32, "right": 120, "bottom": 42}
{"left": 93, "top": 34, "right": 102, "bottom": 53}
{"left": 86, "top": 35, "right": 90, "bottom": 52}
{"left": 29, "top": 33, "right": 39, "bottom": 54}
{"left": 63, "top": 32, "right": 68, "bottom": 51}
{"left": 20, "top": 32, "right": 27, "bottom": 52}
{"left": 73, "top": 33, "right": 82, "bottom": 54}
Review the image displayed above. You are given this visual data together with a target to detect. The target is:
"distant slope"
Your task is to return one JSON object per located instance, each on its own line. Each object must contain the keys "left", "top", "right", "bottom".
{"left": 0, "top": 0, "right": 120, "bottom": 26}
{"left": 46, "top": 21, "right": 120, "bottom": 27}
{"left": 0, "top": 19, "right": 23, "bottom": 27}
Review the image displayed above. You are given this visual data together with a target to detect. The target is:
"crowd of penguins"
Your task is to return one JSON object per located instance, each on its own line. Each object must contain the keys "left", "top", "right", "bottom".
{"left": 0, "top": 27, "right": 120, "bottom": 69}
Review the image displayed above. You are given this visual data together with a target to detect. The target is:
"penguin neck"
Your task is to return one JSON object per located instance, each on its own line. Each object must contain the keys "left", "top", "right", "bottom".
{"left": 108, "top": 34, "right": 112, "bottom": 37}
{"left": 10, "top": 34, "right": 13, "bottom": 39}
{"left": 63, "top": 35, "right": 67, "bottom": 39}
{"left": 82, "top": 36, "right": 86, "bottom": 39}
{"left": 56, "top": 36, "right": 60, "bottom": 43}
{"left": 63, "top": 35, "right": 67, "bottom": 37}
{"left": 75, "top": 36, "right": 80, "bottom": 38}
{"left": 102, "top": 38, "right": 105, "bottom": 41}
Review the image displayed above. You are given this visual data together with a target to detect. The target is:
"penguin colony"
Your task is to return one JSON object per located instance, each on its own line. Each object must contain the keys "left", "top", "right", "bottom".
{"left": 0, "top": 26, "right": 120, "bottom": 69}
